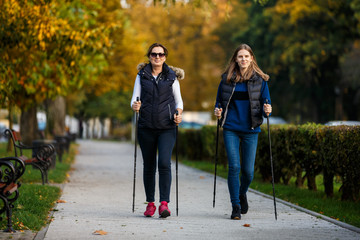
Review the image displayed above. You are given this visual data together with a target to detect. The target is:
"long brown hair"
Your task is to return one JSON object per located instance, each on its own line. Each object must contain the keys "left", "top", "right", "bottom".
{"left": 224, "top": 44, "right": 269, "bottom": 83}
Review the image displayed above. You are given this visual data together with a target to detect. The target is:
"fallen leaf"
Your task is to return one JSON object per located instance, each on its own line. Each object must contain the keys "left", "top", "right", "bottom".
{"left": 199, "top": 176, "right": 205, "bottom": 179}
{"left": 93, "top": 230, "right": 108, "bottom": 235}
{"left": 163, "top": 230, "right": 167, "bottom": 232}
{"left": 18, "top": 222, "right": 25, "bottom": 228}
{"left": 243, "top": 224, "right": 251, "bottom": 227}
{"left": 57, "top": 200, "right": 67, "bottom": 203}
{"left": 180, "top": 227, "right": 183, "bottom": 229}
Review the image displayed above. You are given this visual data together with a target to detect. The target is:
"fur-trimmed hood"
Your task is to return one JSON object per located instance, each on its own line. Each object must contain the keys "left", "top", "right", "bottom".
{"left": 137, "top": 62, "right": 185, "bottom": 80}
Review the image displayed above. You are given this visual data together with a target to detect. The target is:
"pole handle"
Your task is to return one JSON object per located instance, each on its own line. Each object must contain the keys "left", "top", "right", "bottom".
{"left": 135, "top": 97, "right": 140, "bottom": 113}
{"left": 216, "top": 103, "right": 221, "bottom": 120}
{"left": 265, "top": 99, "right": 270, "bottom": 117}
{"left": 175, "top": 110, "right": 179, "bottom": 126}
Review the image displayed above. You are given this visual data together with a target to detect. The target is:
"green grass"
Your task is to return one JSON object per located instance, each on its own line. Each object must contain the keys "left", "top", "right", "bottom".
{"left": 4, "top": 184, "right": 61, "bottom": 231}
{"left": 0, "top": 142, "right": 77, "bottom": 231}
{"left": 180, "top": 158, "right": 360, "bottom": 228}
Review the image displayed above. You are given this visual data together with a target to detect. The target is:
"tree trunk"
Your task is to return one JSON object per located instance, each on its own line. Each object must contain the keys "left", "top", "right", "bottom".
{"left": 20, "top": 105, "right": 38, "bottom": 145}
{"left": 100, "top": 118, "right": 105, "bottom": 139}
{"left": 6, "top": 103, "right": 14, "bottom": 152}
{"left": 109, "top": 118, "right": 114, "bottom": 137}
{"left": 323, "top": 169, "right": 334, "bottom": 198}
{"left": 295, "top": 165, "right": 304, "bottom": 188}
{"left": 92, "top": 118, "right": 96, "bottom": 139}
{"left": 86, "top": 120, "right": 90, "bottom": 139}
{"left": 307, "top": 174, "right": 317, "bottom": 191}
{"left": 335, "top": 86, "right": 344, "bottom": 120}
{"left": 47, "top": 96, "right": 66, "bottom": 136}
{"left": 78, "top": 118, "right": 84, "bottom": 139}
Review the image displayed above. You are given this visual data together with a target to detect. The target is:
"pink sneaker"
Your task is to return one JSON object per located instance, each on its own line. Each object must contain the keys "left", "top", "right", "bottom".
{"left": 144, "top": 202, "right": 156, "bottom": 217}
{"left": 159, "top": 201, "right": 171, "bottom": 218}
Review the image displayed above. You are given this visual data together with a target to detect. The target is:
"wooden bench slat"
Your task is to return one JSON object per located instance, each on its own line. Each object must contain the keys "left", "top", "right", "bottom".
{"left": 3, "top": 183, "right": 18, "bottom": 195}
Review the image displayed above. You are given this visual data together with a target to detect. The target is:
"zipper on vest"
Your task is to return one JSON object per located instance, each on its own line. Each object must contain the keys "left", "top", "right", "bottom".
{"left": 221, "top": 84, "right": 236, "bottom": 127}
{"left": 168, "top": 104, "right": 172, "bottom": 120}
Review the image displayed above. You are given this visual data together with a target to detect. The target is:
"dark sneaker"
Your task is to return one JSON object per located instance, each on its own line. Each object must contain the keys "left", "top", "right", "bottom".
{"left": 144, "top": 202, "right": 156, "bottom": 217}
{"left": 231, "top": 205, "right": 241, "bottom": 220}
{"left": 159, "top": 201, "right": 171, "bottom": 218}
{"left": 240, "top": 194, "right": 248, "bottom": 214}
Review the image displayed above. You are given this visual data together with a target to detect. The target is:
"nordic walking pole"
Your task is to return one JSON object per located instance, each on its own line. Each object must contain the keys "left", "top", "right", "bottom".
{"left": 213, "top": 103, "right": 221, "bottom": 208}
{"left": 132, "top": 97, "right": 140, "bottom": 213}
{"left": 266, "top": 99, "right": 277, "bottom": 220}
{"left": 175, "top": 110, "right": 179, "bottom": 216}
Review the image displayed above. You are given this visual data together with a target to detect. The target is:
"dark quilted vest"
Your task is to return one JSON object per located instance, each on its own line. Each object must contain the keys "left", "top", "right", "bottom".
{"left": 220, "top": 72, "right": 264, "bottom": 129}
{"left": 138, "top": 63, "right": 176, "bottom": 129}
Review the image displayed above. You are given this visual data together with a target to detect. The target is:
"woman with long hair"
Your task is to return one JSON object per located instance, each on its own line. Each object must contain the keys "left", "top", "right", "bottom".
{"left": 214, "top": 43, "right": 272, "bottom": 220}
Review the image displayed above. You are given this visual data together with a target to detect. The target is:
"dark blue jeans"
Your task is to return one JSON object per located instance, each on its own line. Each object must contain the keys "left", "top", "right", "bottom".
{"left": 223, "top": 129, "right": 259, "bottom": 206}
{"left": 138, "top": 128, "right": 176, "bottom": 203}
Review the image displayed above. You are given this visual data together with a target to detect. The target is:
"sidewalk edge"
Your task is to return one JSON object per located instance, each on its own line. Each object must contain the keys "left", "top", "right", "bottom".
{"left": 248, "top": 188, "right": 360, "bottom": 234}
{"left": 34, "top": 183, "right": 65, "bottom": 240}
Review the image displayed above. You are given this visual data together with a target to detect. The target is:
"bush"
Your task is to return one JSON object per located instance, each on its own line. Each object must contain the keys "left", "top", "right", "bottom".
{"left": 177, "top": 124, "right": 360, "bottom": 201}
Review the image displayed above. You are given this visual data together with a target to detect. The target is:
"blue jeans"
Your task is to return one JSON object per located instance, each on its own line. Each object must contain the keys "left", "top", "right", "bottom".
{"left": 138, "top": 128, "right": 176, "bottom": 203}
{"left": 223, "top": 129, "right": 259, "bottom": 206}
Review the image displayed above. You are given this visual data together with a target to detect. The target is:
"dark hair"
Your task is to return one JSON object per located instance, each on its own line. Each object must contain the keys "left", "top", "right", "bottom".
{"left": 146, "top": 43, "right": 168, "bottom": 58}
{"left": 224, "top": 43, "right": 269, "bottom": 83}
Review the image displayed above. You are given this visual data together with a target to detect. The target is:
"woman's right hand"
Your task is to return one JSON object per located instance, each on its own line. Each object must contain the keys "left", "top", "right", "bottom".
{"left": 132, "top": 100, "right": 141, "bottom": 112}
{"left": 214, "top": 107, "right": 222, "bottom": 119}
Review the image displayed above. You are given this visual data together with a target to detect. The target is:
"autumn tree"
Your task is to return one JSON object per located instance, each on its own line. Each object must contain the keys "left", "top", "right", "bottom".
{"left": 215, "top": 0, "right": 359, "bottom": 123}
{"left": 0, "top": 0, "right": 115, "bottom": 143}
{"left": 122, "top": 0, "right": 230, "bottom": 111}
{"left": 71, "top": 0, "right": 146, "bottom": 138}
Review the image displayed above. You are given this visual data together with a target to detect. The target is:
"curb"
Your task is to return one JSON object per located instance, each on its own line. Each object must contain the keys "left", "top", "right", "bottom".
{"left": 34, "top": 183, "right": 65, "bottom": 240}
{"left": 248, "top": 188, "right": 360, "bottom": 234}
{"left": 180, "top": 163, "right": 360, "bottom": 234}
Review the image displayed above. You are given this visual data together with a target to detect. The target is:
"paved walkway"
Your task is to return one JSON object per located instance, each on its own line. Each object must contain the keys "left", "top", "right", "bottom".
{"left": 34, "top": 140, "right": 360, "bottom": 239}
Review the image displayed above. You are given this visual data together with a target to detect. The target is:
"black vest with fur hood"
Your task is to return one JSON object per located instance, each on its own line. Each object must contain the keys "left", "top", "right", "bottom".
{"left": 137, "top": 62, "right": 184, "bottom": 129}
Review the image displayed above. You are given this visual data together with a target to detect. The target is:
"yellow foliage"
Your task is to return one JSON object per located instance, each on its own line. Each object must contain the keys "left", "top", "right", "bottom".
{"left": 274, "top": 0, "right": 327, "bottom": 25}
{"left": 119, "top": 1, "right": 225, "bottom": 110}
{"left": 1, "top": 0, "right": 117, "bottom": 108}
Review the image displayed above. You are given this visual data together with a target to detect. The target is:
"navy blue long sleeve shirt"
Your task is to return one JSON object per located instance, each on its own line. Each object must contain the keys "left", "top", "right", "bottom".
{"left": 216, "top": 80, "right": 271, "bottom": 133}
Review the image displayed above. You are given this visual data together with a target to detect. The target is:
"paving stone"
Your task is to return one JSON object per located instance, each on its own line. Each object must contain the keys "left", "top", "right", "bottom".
{"left": 4, "top": 140, "right": 357, "bottom": 240}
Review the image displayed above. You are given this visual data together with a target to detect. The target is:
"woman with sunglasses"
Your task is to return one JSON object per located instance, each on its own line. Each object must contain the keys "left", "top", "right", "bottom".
{"left": 214, "top": 44, "right": 272, "bottom": 220}
{"left": 131, "top": 43, "right": 184, "bottom": 218}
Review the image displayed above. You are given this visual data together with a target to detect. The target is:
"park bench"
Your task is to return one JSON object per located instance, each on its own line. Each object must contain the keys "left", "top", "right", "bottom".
{"left": 0, "top": 156, "right": 25, "bottom": 232}
{"left": 4, "top": 129, "right": 55, "bottom": 185}
{"left": 54, "top": 133, "right": 76, "bottom": 162}
{"left": 54, "top": 135, "right": 70, "bottom": 162}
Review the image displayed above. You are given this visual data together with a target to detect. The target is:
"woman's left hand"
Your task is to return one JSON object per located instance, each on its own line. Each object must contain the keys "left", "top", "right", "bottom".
{"left": 264, "top": 104, "right": 272, "bottom": 116}
{"left": 174, "top": 112, "right": 182, "bottom": 125}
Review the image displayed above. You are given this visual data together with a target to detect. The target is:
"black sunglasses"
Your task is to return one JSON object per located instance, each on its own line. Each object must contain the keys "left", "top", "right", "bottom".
{"left": 150, "top": 52, "right": 166, "bottom": 58}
